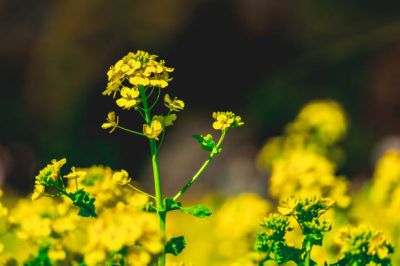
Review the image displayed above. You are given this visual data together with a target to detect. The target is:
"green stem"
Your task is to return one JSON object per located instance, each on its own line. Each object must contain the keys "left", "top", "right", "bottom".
{"left": 139, "top": 86, "right": 166, "bottom": 266}
{"left": 150, "top": 88, "right": 161, "bottom": 110}
{"left": 305, "top": 240, "right": 312, "bottom": 266}
{"left": 173, "top": 130, "right": 227, "bottom": 201}
{"left": 259, "top": 242, "right": 274, "bottom": 266}
{"left": 127, "top": 183, "right": 156, "bottom": 200}
{"left": 117, "top": 125, "right": 146, "bottom": 137}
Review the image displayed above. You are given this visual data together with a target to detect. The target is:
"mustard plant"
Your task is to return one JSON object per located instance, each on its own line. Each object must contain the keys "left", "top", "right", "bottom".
{"left": 252, "top": 196, "right": 394, "bottom": 266}
{"left": 31, "top": 50, "right": 243, "bottom": 265}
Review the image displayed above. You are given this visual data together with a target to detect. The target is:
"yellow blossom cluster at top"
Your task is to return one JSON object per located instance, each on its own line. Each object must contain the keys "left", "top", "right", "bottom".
{"left": 103, "top": 50, "right": 174, "bottom": 99}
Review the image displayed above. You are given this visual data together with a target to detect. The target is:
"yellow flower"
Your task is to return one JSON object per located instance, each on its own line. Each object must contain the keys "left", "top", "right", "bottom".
{"left": 287, "top": 100, "right": 347, "bottom": 145}
{"left": 48, "top": 243, "right": 67, "bottom": 261}
{"left": 143, "top": 119, "right": 163, "bottom": 140}
{"left": 112, "top": 169, "right": 132, "bottom": 186}
{"left": 212, "top": 111, "right": 244, "bottom": 131}
{"left": 116, "top": 87, "right": 140, "bottom": 109}
{"left": 64, "top": 167, "right": 86, "bottom": 179}
{"left": 101, "top": 111, "right": 119, "bottom": 133}
{"left": 32, "top": 181, "right": 45, "bottom": 201}
{"left": 164, "top": 94, "right": 185, "bottom": 112}
{"left": 129, "top": 76, "right": 150, "bottom": 86}
{"left": 35, "top": 158, "right": 67, "bottom": 184}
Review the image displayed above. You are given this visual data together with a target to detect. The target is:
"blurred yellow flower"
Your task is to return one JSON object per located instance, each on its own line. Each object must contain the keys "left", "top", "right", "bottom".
{"left": 112, "top": 169, "right": 132, "bottom": 186}
{"left": 370, "top": 149, "right": 400, "bottom": 205}
{"left": 64, "top": 167, "right": 86, "bottom": 179}
{"left": 287, "top": 100, "right": 347, "bottom": 145}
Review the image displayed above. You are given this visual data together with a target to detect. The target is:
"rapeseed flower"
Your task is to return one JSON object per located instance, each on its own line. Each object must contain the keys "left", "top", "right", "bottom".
{"left": 116, "top": 86, "right": 140, "bottom": 109}
{"left": 335, "top": 225, "right": 394, "bottom": 264}
{"left": 164, "top": 94, "right": 185, "bottom": 112}
{"left": 370, "top": 149, "right": 400, "bottom": 205}
{"left": 103, "top": 50, "right": 174, "bottom": 98}
{"left": 286, "top": 100, "right": 347, "bottom": 145}
{"left": 112, "top": 169, "right": 132, "bottom": 186}
{"left": 101, "top": 111, "right": 119, "bottom": 133}
{"left": 34, "top": 158, "right": 67, "bottom": 185}
{"left": 143, "top": 119, "right": 163, "bottom": 140}
{"left": 64, "top": 167, "right": 86, "bottom": 180}
{"left": 212, "top": 111, "right": 244, "bottom": 131}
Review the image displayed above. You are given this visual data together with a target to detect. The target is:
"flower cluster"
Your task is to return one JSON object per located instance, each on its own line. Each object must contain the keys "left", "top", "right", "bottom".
{"left": 112, "top": 169, "right": 132, "bottom": 186}
{"left": 84, "top": 205, "right": 162, "bottom": 266}
{"left": 103, "top": 50, "right": 174, "bottom": 98}
{"left": 257, "top": 100, "right": 350, "bottom": 208}
{"left": 257, "top": 100, "right": 348, "bottom": 172}
{"left": 286, "top": 100, "right": 347, "bottom": 145}
{"left": 32, "top": 158, "right": 67, "bottom": 200}
{"left": 252, "top": 196, "right": 335, "bottom": 265}
{"left": 8, "top": 165, "right": 163, "bottom": 265}
{"left": 269, "top": 149, "right": 350, "bottom": 208}
{"left": 32, "top": 158, "right": 96, "bottom": 217}
{"left": 370, "top": 149, "right": 400, "bottom": 205}
{"left": 214, "top": 194, "right": 271, "bottom": 260}
{"left": 212, "top": 111, "right": 244, "bottom": 131}
{"left": 335, "top": 225, "right": 394, "bottom": 265}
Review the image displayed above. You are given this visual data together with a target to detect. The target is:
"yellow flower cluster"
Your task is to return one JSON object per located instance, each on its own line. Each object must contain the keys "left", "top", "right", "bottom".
{"left": 112, "top": 169, "right": 132, "bottom": 186}
{"left": 32, "top": 158, "right": 67, "bottom": 200}
{"left": 257, "top": 100, "right": 350, "bottom": 208}
{"left": 270, "top": 149, "right": 350, "bottom": 208}
{"left": 4, "top": 166, "right": 163, "bottom": 264}
{"left": 103, "top": 50, "right": 174, "bottom": 99}
{"left": 214, "top": 194, "right": 271, "bottom": 260}
{"left": 212, "top": 111, "right": 244, "bottom": 131}
{"left": 370, "top": 149, "right": 400, "bottom": 205}
{"left": 336, "top": 225, "right": 393, "bottom": 261}
{"left": 84, "top": 205, "right": 162, "bottom": 266}
{"left": 286, "top": 100, "right": 347, "bottom": 145}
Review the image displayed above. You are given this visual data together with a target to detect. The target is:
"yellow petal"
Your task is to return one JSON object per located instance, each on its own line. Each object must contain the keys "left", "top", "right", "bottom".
{"left": 116, "top": 98, "right": 127, "bottom": 107}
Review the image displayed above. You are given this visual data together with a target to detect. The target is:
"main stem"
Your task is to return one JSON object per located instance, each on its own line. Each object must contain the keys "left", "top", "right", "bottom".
{"left": 139, "top": 87, "right": 166, "bottom": 266}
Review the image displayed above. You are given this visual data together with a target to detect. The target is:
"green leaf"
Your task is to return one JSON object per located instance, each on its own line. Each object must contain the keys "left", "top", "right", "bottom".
{"left": 153, "top": 114, "right": 177, "bottom": 127}
{"left": 24, "top": 245, "right": 52, "bottom": 266}
{"left": 192, "top": 134, "right": 216, "bottom": 152}
{"left": 165, "top": 236, "right": 186, "bottom": 256}
{"left": 69, "top": 189, "right": 97, "bottom": 217}
{"left": 180, "top": 204, "right": 212, "bottom": 218}
{"left": 164, "top": 197, "right": 181, "bottom": 211}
